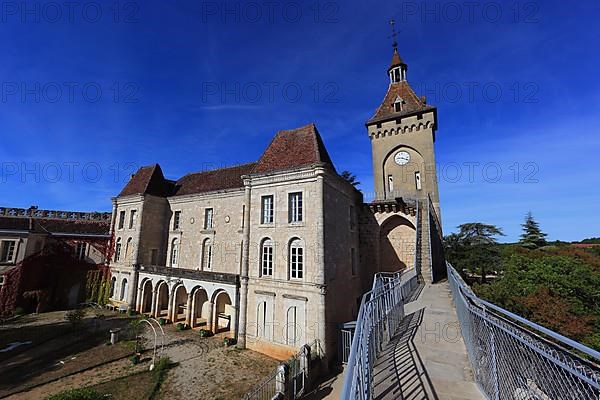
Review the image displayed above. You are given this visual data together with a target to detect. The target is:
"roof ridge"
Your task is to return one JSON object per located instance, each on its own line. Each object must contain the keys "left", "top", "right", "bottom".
{"left": 178, "top": 161, "right": 257, "bottom": 180}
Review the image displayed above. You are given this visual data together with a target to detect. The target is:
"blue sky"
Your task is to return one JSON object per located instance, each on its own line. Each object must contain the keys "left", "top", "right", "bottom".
{"left": 1, "top": 0, "right": 599, "bottom": 242}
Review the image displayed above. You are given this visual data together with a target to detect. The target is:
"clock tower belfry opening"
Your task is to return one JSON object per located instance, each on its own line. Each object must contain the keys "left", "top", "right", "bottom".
{"left": 366, "top": 34, "right": 441, "bottom": 217}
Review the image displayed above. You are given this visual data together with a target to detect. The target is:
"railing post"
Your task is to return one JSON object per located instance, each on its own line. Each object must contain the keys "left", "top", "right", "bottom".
{"left": 275, "top": 363, "right": 288, "bottom": 397}
{"left": 490, "top": 331, "right": 500, "bottom": 400}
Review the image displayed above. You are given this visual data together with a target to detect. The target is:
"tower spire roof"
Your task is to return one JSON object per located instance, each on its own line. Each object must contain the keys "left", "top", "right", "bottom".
{"left": 387, "top": 19, "right": 406, "bottom": 71}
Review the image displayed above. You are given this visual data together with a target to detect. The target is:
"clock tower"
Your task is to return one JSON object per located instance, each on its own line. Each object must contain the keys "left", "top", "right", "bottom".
{"left": 367, "top": 41, "right": 441, "bottom": 215}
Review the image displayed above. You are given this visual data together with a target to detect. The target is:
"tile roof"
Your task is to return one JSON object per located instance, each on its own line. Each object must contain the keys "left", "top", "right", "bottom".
{"left": 252, "top": 123, "right": 335, "bottom": 174}
{"left": 118, "top": 164, "right": 174, "bottom": 197}
{"left": 171, "top": 162, "right": 256, "bottom": 196}
{"left": 117, "top": 123, "right": 337, "bottom": 198}
{"left": 389, "top": 49, "right": 406, "bottom": 70}
{"left": 367, "top": 81, "right": 435, "bottom": 124}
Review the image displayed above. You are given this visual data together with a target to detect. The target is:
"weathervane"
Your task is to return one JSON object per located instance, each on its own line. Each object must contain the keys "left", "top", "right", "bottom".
{"left": 388, "top": 19, "right": 398, "bottom": 51}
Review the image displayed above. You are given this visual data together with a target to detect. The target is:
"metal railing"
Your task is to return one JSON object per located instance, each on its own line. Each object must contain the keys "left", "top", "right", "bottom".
{"left": 340, "top": 268, "right": 419, "bottom": 399}
{"left": 242, "top": 339, "right": 322, "bottom": 400}
{"left": 447, "top": 262, "right": 600, "bottom": 399}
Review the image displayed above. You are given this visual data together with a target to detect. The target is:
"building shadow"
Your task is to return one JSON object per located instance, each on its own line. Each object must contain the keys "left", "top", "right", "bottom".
{"left": 372, "top": 308, "right": 439, "bottom": 400}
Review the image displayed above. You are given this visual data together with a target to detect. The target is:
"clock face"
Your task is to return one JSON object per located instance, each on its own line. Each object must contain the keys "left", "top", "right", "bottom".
{"left": 394, "top": 151, "right": 410, "bottom": 166}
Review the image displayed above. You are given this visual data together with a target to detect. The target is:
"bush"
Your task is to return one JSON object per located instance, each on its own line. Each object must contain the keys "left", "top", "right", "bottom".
{"left": 129, "top": 354, "right": 140, "bottom": 365}
{"left": 176, "top": 322, "right": 189, "bottom": 331}
{"left": 223, "top": 337, "right": 236, "bottom": 346}
{"left": 158, "top": 318, "right": 167, "bottom": 326}
{"left": 14, "top": 307, "right": 26, "bottom": 316}
{"left": 65, "top": 309, "right": 87, "bottom": 329}
{"left": 199, "top": 329, "right": 213, "bottom": 337}
{"left": 46, "top": 387, "right": 106, "bottom": 400}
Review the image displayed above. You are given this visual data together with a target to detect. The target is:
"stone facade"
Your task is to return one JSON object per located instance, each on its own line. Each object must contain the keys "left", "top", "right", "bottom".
{"left": 107, "top": 47, "right": 442, "bottom": 362}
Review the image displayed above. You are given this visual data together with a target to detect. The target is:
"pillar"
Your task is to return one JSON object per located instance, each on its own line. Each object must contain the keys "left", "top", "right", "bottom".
{"left": 237, "top": 183, "right": 252, "bottom": 347}
{"left": 190, "top": 291, "right": 197, "bottom": 328}
{"left": 166, "top": 287, "right": 173, "bottom": 322}
{"left": 206, "top": 301, "right": 214, "bottom": 332}
{"left": 151, "top": 289, "right": 158, "bottom": 317}
{"left": 185, "top": 293, "right": 193, "bottom": 326}
{"left": 127, "top": 268, "right": 139, "bottom": 311}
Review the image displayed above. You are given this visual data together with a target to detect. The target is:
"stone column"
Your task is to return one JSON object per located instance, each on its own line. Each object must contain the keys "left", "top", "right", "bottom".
{"left": 237, "top": 183, "right": 252, "bottom": 348}
{"left": 127, "top": 267, "right": 139, "bottom": 311}
{"left": 190, "top": 292, "right": 197, "bottom": 328}
{"left": 150, "top": 289, "right": 158, "bottom": 317}
{"left": 135, "top": 285, "right": 143, "bottom": 312}
{"left": 166, "top": 287, "right": 173, "bottom": 322}
{"left": 206, "top": 301, "right": 214, "bottom": 332}
{"left": 185, "top": 293, "right": 193, "bottom": 326}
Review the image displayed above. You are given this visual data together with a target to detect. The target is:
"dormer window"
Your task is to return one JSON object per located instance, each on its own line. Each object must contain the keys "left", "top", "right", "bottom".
{"left": 394, "top": 96, "right": 404, "bottom": 112}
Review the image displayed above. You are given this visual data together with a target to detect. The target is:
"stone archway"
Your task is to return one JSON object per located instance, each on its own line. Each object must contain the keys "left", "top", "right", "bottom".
{"left": 379, "top": 215, "right": 416, "bottom": 273}
{"left": 190, "top": 287, "right": 209, "bottom": 328}
{"left": 172, "top": 285, "right": 188, "bottom": 323}
{"left": 140, "top": 280, "right": 153, "bottom": 314}
{"left": 155, "top": 281, "right": 169, "bottom": 318}
{"left": 213, "top": 290, "right": 233, "bottom": 333}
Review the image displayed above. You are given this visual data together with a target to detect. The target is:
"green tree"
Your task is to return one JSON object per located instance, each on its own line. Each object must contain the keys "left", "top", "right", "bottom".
{"left": 519, "top": 211, "right": 547, "bottom": 249}
{"left": 340, "top": 170, "right": 360, "bottom": 187}
{"left": 445, "top": 223, "right": 504, "bottom": 283}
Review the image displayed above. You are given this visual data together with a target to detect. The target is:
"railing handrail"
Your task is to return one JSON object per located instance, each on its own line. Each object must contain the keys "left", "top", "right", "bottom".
{"left": 447, "top": 263, "right": 600, "bottom": 362}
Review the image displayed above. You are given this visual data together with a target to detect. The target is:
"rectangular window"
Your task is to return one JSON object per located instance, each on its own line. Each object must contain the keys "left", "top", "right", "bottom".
{"left": 261, "top": 195, "right": 274, "bottom": 224}
{"left": 75, "top": 242, "right": 87, "bottom": 260}
{"left": 204, "top": 244, "right": 213, "bottom": 270}
{"left": 118, "top": 211, "right": 126, "bottom": 229}
{"left": 349, "top": 205, "right": 356, "bottom": 230}
{"left": 288, "top": 192, "right": 303, "bottom": 223}
{"left": 351, "top": 248, "right": 357, "bottom": 275}
{"left": 150, "top": 249, "right": 158, "bottom": 265}
{"left": 388, "top": 175, "right": 394, "bottom": 193}
{"left": 290, "top": 246, "right": 303, "bottom": 279}
{"left": 129, "top": 210, "right": 137, "bottom": 229}
{"left": 204, "top": 208, "right": 214, "bottom": 229}
{"left": 173, "top": 211, "right": 181, "bottom": 230}
{"left": 0, "top": 241, "right": 16, "bottom": 263}
{"left": 261, "top": 243, "right": 273, "bottom": 276}
{"left": 415, "top": 171, "right": 422, "bottom": 190}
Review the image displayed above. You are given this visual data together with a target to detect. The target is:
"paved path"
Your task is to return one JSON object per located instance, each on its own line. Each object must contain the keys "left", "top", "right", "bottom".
{"left": 310, "top": 280, "right": 484, "bottom": 400}
{"left": 372, "top": 281, "right": 484, "bottom": 400}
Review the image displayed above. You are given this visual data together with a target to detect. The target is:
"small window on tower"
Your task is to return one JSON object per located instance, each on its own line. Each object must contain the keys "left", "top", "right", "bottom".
{"left": 415, "top": 171, "right": 422, "bottom": 190}
{"left": 388, "top": 175, "right": 394, "bottom": 193}
{"left": 394, "top": 100, "right": 402, "bottom": 112}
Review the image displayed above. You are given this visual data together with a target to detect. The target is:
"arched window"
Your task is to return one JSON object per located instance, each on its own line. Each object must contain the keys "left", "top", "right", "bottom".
{"left": 289, "top": 238, "right": 304, "bottom": 280}
{"left": 260, "top": 238, "right": 273, "bottom": 277}
{"left": 120, "top": 278, "right": 128, "bottom": 301}
{"left": 202, "top": 238, "right": 212, "bottom": 270}
{"left": 114, "top": 238, "right": 122, "bottom": 262}
{"left": 170, "top": 238, "right": 179, "bottom": 267}
{"left": 125, "top": 238, "right": 132, "bottom": 261}
{"left": 110, "top": 276, "right": 116, "bottom": 298}
{"left": 286, "top": 306, "right": 298, "bottom": 345}
{"left": 257, "top": 301, "right": 267, "bottom": 338}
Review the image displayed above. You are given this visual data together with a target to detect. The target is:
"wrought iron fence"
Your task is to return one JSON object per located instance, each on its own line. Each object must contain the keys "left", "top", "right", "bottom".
{"left": 340, "top": 268, "right": 420, "bottom": 399}
{"left": 447, "top": 262, "right": 600, "bottom": 399}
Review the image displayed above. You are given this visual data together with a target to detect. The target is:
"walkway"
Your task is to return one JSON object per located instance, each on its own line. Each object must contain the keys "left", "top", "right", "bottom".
{"left": 372, "top": 281, "right": 484, "bottom": 400}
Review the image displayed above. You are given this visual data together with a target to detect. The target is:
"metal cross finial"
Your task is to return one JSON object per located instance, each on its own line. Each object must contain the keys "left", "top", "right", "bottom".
{"left": 388, "top": 19, "right": 398, "bottom": 50}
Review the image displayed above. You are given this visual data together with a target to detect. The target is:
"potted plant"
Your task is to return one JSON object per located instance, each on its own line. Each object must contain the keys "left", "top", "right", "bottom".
{"left": 129, "top": 353, "right": 140, "bottom": 365}
{"left": 176, "top": 322, "right": 188, "bottom": 331}
{"left": 223, "top": 337, "right": 236, "bottom": 346}
{"left": 199, "top": 329, "right": 213, "bottom": 337}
